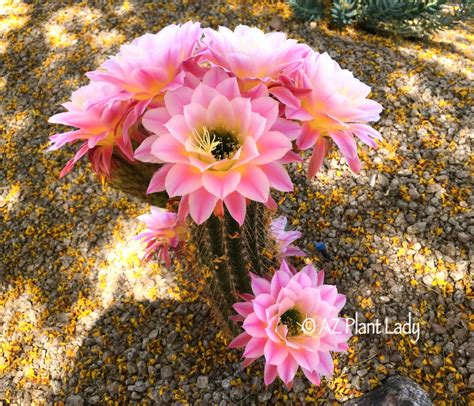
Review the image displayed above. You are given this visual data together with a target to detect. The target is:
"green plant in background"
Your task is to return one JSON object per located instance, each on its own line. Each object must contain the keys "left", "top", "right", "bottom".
{"left": 291, "top": 0, "right": 474, "bottom": 38}
{"left": 359, "top": 0, "right": 473, "bottom": 38}
{"left": 331, "top": 0, "right": 360, "bottom": 28}
{"left": 290, "top": 0, "right": 325, "bottom": 21}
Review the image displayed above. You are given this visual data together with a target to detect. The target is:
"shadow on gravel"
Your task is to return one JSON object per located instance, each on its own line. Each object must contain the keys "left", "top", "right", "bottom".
{"left": 55, "top": 297, "right": 236, "bottom": 404}
{"left": 1, "top": 1, "right": 143, "bottom": 331}
{"left": 57, "top": 295, "right": 345, "bottom": 404}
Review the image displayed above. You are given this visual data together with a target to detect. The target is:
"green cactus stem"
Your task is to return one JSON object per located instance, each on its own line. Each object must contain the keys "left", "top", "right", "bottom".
{"left": 192, "top": 202, "right": 277, "bottom": 334}
{"left": 108, "top": 154, "right": 168, "bottom": 207}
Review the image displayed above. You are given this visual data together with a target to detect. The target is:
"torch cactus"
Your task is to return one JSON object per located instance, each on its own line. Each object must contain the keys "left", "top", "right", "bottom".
{"left": 49, "top": 22, "right": 382, "bottom": 388}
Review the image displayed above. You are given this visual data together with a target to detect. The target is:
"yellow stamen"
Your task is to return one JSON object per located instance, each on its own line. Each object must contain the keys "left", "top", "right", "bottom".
{"left": 191, "top": 127, "right": 220, "bottom": 156}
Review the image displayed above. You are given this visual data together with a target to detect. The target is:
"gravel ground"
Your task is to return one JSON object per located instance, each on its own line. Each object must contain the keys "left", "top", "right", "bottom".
{"left": 1, "top": 1, "right": 472, "bottom": 405}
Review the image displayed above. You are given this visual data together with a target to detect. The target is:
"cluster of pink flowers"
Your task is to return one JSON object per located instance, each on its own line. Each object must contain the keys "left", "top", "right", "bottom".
{"left": 50, "top": 22, "right": 382, "bottom": 225}
{"left": 49, "top": 22, "right": 374, "bottom": 389}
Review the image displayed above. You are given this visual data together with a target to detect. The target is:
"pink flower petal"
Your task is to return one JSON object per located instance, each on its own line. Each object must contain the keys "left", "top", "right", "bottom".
{"left": 346, "top": 154, "right": 361, "bottom": 174}
{"left": 202, "top": 67, "right": 230, "bottom": 87}
{"left": 279, "top": 150, "right": 303, "bottom": 165}
{"left": 243, "top": 313, "right": 267, "bottom": 338}
{"left": 269, "top": 86, "right": 300, "bottom": 109}
{"left": 319, "top": 285, "right": 337, "bottom": 303}
{"left": 216, "top": 77, "right": 240, "bottom": 100}
{"left": 49, "top": 130, "right": 84, "bottom": 150}
{"left": 264, "top": 339, "right": 289, "bottom": 365}
{"left": 231, "top": 137, "right": 259, "bottom": 168}
{"left": 351, "top": 123, "right": 382, "bottom": 141}
{"left": 243, "top": 337, "right": 266, "bottom": 358}
{"left": 251, "top": 97, "right": 279, "bottom": 131}
{"left": 302, "top": 368, "right": 321, "bottom": 386}
{"left": 286, "top": 107, "right": 314, "bottom": 121}
{"left": 264, "top": 195, "right": 278, "bottom": 211}
{"left": 60, "top": 143, "right": 89, "bottom": 177}
{"left": 229, "top": 332, "right": 251, "bottom": 349}
{"left": 224, "top": 192, "right": 247, "bottom": 226}
{"left": 147, "top": 164, "right": 171, "bottom": 194}
{"left": 297, "top": 123, "right": 318, "bottom": 150}
{"left": 233, "top": 301, "right": 253, "bottom": 318}
{"left": 183, "top": 103, "right": 207, "bottom": 131}
{"left": 164, "top": 86, "right": 193, "bottom": 116}
{"left": 270, "top": 270, "right": 291, "bottom": 298}
{"left": 130, "top": 67, "right": 169, "bottom": 93}
{"left": 237, "top": 165, "right": 270, "bottom": 203}
{"left": 317, "top": 351, "right": 334, "bottom": 376}
{"left": 261, "top": 162, "right": 293, "bottom": 192}
{"left": 242, "top": 357, "right": 257, "bottom": 367}
{"left": 134, "top": 135, "right": 163, "bottom": 163}
{"left": 188, "top": 187, "right": 218, "bottom": 224}
{"left": 165, "top": 164, "right": 202, "bottom": 197}
{"left": 264, "top": 363, "right": 278, "bottom": 386}
{"left": 153, "top": 133, "right": 189, "bottom": 164}
{"left": 164, "top": 115, "right": 192, "bottom": 143}
{"left": 292, "top": 265, "right": 315, "bottom": 282}
{"left": 253, "top": 293, "right": 274, "bottom": 322}
{"left": 295, "top": 288, "right": 318, "bottom": 314}
{"left": 177, "top": 195, "right": 189, "bottom": 222}
{"left": 329, "top": 131, "right": 358, "bottom": 160}
{"left": 250, "top": 273, "right": 271, "bottom": 295}
{"left": 230, "top": 98, "right": 252, "bottom": 134}
{"left": 206, "top": 94, "right": 235, "bottom": 128}
{"left": 289, "top": 347, "right": 316, "bottom": 371}
{"left": 308, "top": 135, "right": 328, "bottom": 177}
{"left": 272, "top": 117, "right": 301, "bottom": 141}
{"left": 277, "top": 356, "right": 298, "bottom": 387}
{"left": 246, "top": 112, "right": 266, "bottom": 141}
{"left": 334, "top": 294, "right": 346, "bottom": 311}
{"left": 190, "top": 83, "right": 219, "bottom": 107}
{"left": 142, "top": 108, "right": 171, "bottom": 135}
{"left": 201, "top": 171, "right": 241, "bottom": 199}
{"left": 279, "top": 260, "right": 293, "bottom": 276}
{"left": 253, "top": 131, "right": 291, "bottom": 165}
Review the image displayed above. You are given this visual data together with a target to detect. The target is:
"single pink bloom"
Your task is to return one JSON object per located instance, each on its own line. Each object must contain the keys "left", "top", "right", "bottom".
{"left": 229, "top": 261, "right": 351, "bottom": 389}
{"left": 287, "top": 51, "right": 383, "bottom": 175}
{"left": 271, "top": 216, "right": 306, "bottom": 258}
{"left": 134, "top": 67, "right": 297, "bottom": 225}
{"left": 49, "top": 82, "right": 146, "bottom": 177}
{"left": 201, "top": 25, "right": 310, "bottom": 84}
{"left": 87, "top": 22, "right": 202, "bottom": 101}
{"left": 134, "top": 207, "right": 184, "bottom": 267}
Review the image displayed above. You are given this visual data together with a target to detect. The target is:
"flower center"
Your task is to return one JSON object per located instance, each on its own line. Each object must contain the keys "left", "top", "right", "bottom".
{"left": 279, "top": 308, "right": 303, "bottom": 337}
{"left": 192, "top": 127, "right": 240, "bottom": 160}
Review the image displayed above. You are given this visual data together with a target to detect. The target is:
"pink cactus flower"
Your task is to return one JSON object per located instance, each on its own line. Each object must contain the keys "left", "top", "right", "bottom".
{"left": 49, "top": 82, "right": 145, "bottom": 177}
{"left": 134, "top": 67, "right": 297, "bottom": 225}
{"left": 271, "top": 216, "right": 306, "bottom": 258}
{"left": 201, "top": 25, "right": 310, "bottom": 85}
{"left": 87, "top": 22, "right": 202, "bottom": 101}
{"left": 229, "top": 261, "right": 351, "bottom": 389}
{"left": 134, "top": 207, "right": 184, "bottom": 266}
{"left": 287, "top": 51, "right": 383, "bottom": 175}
